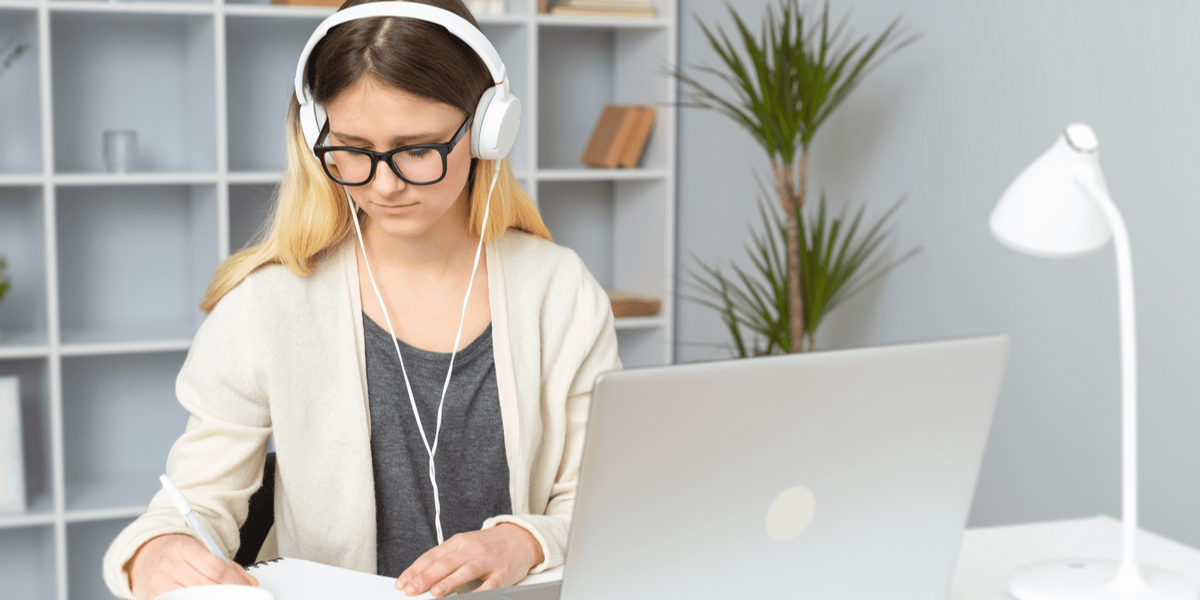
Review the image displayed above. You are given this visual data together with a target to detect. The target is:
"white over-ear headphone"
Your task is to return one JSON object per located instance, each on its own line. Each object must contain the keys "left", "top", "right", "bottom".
{"left": 293, "top": 1, "right": 521, "bottom": 161}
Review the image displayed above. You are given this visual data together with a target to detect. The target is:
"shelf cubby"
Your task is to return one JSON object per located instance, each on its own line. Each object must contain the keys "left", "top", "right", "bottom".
{"left": 615, "top": 324, "right": 669, "bottom": 369}
{"left": 504, "top": 0, "right": 534, "bottom": 15}
{"left": 56, "top": 185, "right": 217, "bottom": 346}
{"left": 0, "top": 524, "right": 58, "bottom": 598}
{"left": 0, "top": 358, "right": 54, "bottom": 523}
{"left": 537, "top": 26, "right": 613, "bottom": 170}
{"left": 538, "top": 179, "right": 669, "bottom": 299}
{"left": 0, "top": 9, "right": 43, "bottom": 175}
{"left": 538, "top": 180, "right": 614, "bottom": 288}
{"left": 612, "top": 178, "right": 669, "bottom": 297}
{"left": 62, "top": 352, "right": 189, "bottom": 513}
{"left": 610, "top": 26, "right": 671, "bottom": 169}
{"left": 51, "top": 11, "right": 217, "bottom": 174}
{"left": 536, "top": 24, "right": 670, "bottom": 171}
{"left": 229, "top": 182, "right": 277, "bottom": 254}
{"left": 0, "top": 186, "right": 48, "bottom": 350}
{"left": 67, "top": 518, "right": 137, "bottom": 600}
{"left": 226, "top": 14, "right": 325, "bottom": 174}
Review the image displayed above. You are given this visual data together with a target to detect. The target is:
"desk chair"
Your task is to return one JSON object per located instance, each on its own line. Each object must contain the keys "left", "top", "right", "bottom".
{"left": 234, "top": 452, "right": 276, "bottom": 567}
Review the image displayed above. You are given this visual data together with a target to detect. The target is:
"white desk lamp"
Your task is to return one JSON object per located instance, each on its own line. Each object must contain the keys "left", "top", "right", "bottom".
{"left": 990, "top": 123, "right": 1198, "bottom": 600}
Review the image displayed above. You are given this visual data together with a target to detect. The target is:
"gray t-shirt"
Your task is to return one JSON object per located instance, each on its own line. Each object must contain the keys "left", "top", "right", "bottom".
{"left": 364, "top": 313, "right": 511, "bottom": 577}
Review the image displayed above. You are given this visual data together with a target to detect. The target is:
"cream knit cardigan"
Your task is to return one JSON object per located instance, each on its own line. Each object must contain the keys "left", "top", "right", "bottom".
{"left": 102, "top": 230, "right": 621, "bottom": 599}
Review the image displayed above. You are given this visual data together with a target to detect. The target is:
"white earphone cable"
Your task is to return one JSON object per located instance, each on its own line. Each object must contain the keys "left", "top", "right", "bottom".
{"left": 345, "top": 164, "right": 500, "bottom": 545}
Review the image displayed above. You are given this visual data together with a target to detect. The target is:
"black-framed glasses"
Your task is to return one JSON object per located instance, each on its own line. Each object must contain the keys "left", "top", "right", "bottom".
{"left": 314, "top": 114, "right": 473, "bottom": 186}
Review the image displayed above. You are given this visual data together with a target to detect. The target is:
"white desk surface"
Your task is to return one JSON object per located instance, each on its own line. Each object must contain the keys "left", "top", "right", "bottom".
{"left": 951, "top": 515, "right": 1200, "bottom": 599}
{"left": 118, "top": 516, "right": 1198, "bottom": 599}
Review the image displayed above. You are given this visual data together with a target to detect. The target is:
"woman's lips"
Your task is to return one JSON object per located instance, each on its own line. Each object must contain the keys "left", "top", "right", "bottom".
{"left": 374, "top": 202, "right": 417, "bottom": 214}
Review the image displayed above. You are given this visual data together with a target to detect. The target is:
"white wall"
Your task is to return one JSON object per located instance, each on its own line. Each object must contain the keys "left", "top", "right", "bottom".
{"left": 675, "top": 0, "right": 1200, "bottom": 546}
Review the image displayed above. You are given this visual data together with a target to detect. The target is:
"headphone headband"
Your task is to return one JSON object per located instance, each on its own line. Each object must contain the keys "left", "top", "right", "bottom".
{"left": 294, "top": 0, "right": 520, "bottom": 161}
{"left": 293, "top": 2, "right": 507, "bottom": 107}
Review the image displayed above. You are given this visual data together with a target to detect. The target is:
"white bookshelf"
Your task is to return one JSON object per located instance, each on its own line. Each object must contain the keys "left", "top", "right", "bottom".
{"left": 0, "top": 0, "right": 676, "bottom": 597}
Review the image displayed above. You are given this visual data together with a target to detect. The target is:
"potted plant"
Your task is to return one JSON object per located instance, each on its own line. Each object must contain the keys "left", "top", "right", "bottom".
{"left": 0, "top": 257, "right": 9, "bottom": 306}
{"left": 676, "top": 0, "right": 919, "bottom": 354}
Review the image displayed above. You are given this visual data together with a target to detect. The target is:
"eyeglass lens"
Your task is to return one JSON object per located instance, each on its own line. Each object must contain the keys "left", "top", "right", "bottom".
{"left": 327, "top": 147, "right": 443, "bottom": 185}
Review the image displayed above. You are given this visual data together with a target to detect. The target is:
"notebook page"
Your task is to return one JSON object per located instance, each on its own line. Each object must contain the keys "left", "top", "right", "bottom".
{"left": 248, "top": 558, "right": 564, "bottom": 600}
{"left": 248, "top": 558, "right": 405, "bottom": 599}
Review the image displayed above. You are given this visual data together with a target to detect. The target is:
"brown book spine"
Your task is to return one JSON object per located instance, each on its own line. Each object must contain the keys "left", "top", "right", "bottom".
{"left": 617, "top": 106, "right": 655, "bottom": 168}
{"left": 582, "top": 106, "right": 637, "bottom": 169}
{"left": 606, "top": 289, "right": 662, "bottom": 318}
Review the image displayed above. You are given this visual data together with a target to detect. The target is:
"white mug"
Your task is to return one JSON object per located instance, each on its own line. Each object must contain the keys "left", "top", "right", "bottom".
{"left": 153, "top": 584, "right": 274, "bottom": 600}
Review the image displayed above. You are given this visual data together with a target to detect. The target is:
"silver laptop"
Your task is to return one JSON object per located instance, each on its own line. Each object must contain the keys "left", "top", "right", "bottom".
{"left": 479, "top": 334, "right": 1009, "bottom": 600}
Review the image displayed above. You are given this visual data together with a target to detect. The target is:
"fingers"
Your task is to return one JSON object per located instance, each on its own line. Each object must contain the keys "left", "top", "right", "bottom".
{"left": 400, "top": 554, "right": 463, "bottom": 596}
{"left": 129, "top": 533, "right": 252, "bottom": 599}
{"left": 397, "top": 528, "right": 536, "bottom": 598}
{"left": 175, "top": 551, "right": 246, "bottom": 589}
{"left": 215, "top": 560, "right": 251, "bottom": 585}
{"left": 473, "top": 570, "right": 511, "bottom": 593}
{"left": 428, "top": 562, "right": 489, "bottom": 598}
{"left": 396, "top": 544, "right": 444, "bottom": 593}
{"left": 234, "top": 562, "right": 259, "bottom": 587}
{"left": 182, "top": 550, "right": 233, "bottom": 583}
{"left": 172, "top": 566, "right": 223, "bottom": 590}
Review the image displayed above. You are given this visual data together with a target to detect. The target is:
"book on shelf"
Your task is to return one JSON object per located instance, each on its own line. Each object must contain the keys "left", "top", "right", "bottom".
{"left": 548, "top": 0, "right": 657, "bottom": 18}
{"left": 581, "top": 105, "right": 656, "bottom": 169}
{"left": 607, "top": 289, "right": 662, "bottom": 319}
{"left": 617, "top": 106, "right": 656, "bottom": 168}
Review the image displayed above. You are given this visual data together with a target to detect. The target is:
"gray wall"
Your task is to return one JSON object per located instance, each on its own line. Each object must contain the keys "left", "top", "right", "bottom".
{"left": 675, "top": 0, "right": 1200, "bottom": 547}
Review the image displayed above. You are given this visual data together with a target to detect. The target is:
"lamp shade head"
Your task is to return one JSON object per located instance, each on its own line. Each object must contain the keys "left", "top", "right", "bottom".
{"left": 990, "top": 123, "right": 1112, "bottom": 258}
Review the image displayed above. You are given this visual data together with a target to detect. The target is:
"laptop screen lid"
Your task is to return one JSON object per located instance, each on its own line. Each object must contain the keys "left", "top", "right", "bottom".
{"left": 554, "top": 334, "right": 1009, "bottom": 600}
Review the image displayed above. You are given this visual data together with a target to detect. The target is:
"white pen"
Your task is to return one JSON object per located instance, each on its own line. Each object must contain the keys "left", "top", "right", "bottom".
{"left": 159, "top": 473, "right": 230, "bottom": 565}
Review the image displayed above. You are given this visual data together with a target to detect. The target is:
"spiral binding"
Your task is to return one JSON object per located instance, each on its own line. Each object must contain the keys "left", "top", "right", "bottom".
{"left": 247, "top": 557, "right": 285, "bottom": 570}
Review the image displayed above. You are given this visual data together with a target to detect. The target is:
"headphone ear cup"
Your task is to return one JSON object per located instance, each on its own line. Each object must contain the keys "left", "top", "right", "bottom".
{"left": 300, "top": 100, "right": 320, "bottom": 154}
{"left": 471, "top": 85, "right": 521, "bottom": 161}
{"left": 470, "top": 87, "right": 494, "bottom": 160}
{"left": 299, "top": 99, "right": 328, "bottom": 157}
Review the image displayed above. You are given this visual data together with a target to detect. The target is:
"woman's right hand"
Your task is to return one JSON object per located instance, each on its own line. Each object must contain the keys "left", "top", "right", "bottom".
{"left": 126, "top": 533, "right": 258, "bottom": 600}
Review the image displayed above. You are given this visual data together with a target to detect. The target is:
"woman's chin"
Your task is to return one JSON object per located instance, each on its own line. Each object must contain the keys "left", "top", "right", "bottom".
{"left": 360, "top": 198, "right": 467, "bottom": 243}
{"left": 372, "top": 219, "right": 431, "bottom": 241}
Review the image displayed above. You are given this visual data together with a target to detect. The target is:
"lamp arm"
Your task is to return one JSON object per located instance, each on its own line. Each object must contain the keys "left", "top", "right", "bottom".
{"left": 1074, "top": 168, "right": 1149, "bottom": 593}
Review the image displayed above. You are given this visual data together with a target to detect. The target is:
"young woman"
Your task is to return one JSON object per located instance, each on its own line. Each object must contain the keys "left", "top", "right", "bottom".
{"left": 102, "top": 1, "right": 620, "bottom": 598}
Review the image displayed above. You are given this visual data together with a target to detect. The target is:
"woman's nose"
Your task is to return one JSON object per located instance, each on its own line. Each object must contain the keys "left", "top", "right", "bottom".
{"left": 372, "top": 159, "right": 407, "bottom": 195}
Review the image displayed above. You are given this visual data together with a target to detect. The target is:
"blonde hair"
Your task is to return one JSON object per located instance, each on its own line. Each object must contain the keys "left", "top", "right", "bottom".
{"left": 200, "top": 98, "right": 550, "bottom": 313}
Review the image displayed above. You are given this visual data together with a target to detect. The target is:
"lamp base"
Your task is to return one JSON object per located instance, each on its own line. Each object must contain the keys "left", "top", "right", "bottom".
{"left": 1008, "top": 560, "right": 1198, "bottom": 600}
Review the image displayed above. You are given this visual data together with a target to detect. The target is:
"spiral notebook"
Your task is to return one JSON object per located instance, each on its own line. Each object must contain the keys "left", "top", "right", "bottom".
{"left": 247, "top": 557, "right": 564, "bottom": 600}
{"left": 247, "top": 558, "right": 405, "bottom": 599}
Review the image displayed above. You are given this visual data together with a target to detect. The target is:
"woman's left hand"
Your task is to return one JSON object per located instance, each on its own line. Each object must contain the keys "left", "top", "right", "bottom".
{"left": 396, "top": 523, "right": 545, "bottom": 597}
